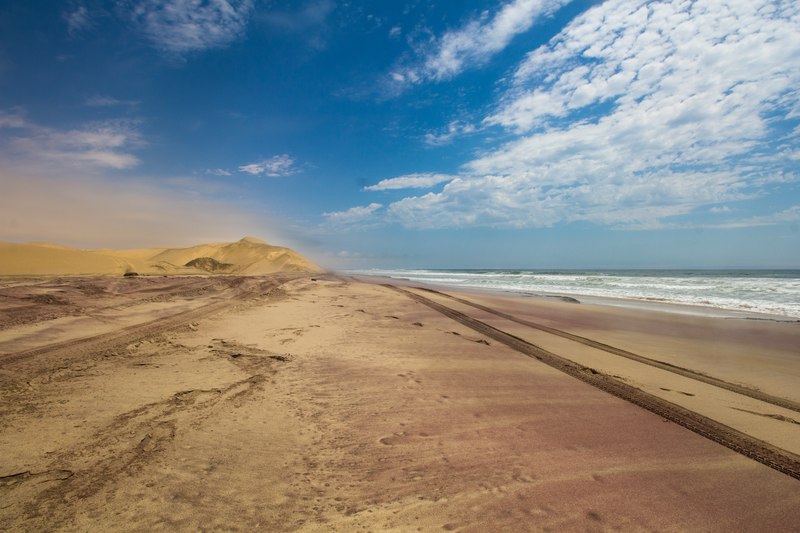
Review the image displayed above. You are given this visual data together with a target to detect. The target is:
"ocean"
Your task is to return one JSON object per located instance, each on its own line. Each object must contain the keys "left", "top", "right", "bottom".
{"left": 348, "top": 269, "right": 800, "bottom": 319}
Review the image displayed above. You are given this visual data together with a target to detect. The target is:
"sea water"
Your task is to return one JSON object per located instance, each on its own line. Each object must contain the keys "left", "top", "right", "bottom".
{"left": 348, "top": 269, "right": 800, "bottom": 319}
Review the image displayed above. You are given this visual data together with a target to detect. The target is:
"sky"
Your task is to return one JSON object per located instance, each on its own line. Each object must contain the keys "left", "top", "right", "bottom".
{"left": 1, "top": 0, "right": 799, "bottom": 269}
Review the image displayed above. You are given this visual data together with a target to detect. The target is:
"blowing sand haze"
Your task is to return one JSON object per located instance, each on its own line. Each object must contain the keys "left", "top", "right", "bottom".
{"left": 0, "top": 237, "right": 322, "bottom": 277}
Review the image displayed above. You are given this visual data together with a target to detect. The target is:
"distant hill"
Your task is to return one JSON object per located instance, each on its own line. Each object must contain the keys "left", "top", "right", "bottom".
{"left": 0, "top": 237, "right": 323, "bottom": 276}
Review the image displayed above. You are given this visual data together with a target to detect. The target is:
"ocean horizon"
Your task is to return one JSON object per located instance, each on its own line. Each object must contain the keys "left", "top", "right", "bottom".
{"left": 348, "top": 268, "right": 800, "bottom": 319}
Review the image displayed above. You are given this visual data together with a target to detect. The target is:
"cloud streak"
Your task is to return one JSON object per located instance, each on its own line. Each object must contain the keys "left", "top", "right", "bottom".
{"left": 391, "top": 0, "right": 570, "bottom": 88}
{"left": 364, "top": 173, "right": 456, "bottom": 191}
{"left": 1, "top": 112, "right": 142, "bottom": 170}
{"left": 323, "top": 203, "right": 383, "bottom": 227}
{"left": 84, "top": 95, "right": 139, "bottom": 107}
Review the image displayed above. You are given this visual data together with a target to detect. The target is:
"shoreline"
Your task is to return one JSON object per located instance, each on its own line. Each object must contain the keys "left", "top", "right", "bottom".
{"left": 344, "top": 271, "right": 800, "bottom": 322}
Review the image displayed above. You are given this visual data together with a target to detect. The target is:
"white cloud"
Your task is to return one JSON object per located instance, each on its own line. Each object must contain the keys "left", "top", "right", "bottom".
{"left": 393, "top": 0, "right": 570, "bottom": 87}
{"left": 1, "top": 113, "right": 142, "bottom": 170}
{"left": 129, "top": 0, "right": 253, "bottom": 55}
{"left": 238, "top": 154, "right": 298, "bottom": 177}
{"left": 364, "top": 173, "right": 456, "bottom": 191}
{"left": 710, "top": 206, "right": 732, "bottom": 214}
{"left": 423, "top": 121, "right": 477, "bottom": 146}
{"left": 322, "top": 203, "right": 383, "bottom": 226}
{"left": 488, "top": 0, "right": 800, "bottom": 133}
{"left": 371, "top": 0, "right": 800, "bottom": 230}
{"left": 65, "top": 4, "right": 92, "bottom": 37}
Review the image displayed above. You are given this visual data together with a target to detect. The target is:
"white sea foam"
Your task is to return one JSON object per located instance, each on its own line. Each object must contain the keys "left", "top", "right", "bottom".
{"left": 349, "top": 269, "right": 800, "bottom": 319}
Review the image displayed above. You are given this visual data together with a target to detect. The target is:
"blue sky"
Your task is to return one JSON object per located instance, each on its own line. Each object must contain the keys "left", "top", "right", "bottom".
{"left": 1, "top": 0, "right": 798, "bottom": 269}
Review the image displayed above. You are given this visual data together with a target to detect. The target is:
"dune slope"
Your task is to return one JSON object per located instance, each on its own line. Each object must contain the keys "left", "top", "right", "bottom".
{"left": 0, "top": 237, "right": 322, "bottom": 276}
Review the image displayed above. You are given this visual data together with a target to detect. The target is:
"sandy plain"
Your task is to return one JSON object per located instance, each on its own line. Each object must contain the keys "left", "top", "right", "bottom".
{"left": 1, "top": 274, "right": 799, "bottom": 531}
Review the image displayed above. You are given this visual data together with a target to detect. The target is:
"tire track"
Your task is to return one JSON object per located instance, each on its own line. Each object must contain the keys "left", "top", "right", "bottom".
{"left": 415, "top": 287, "right": 800, "bottom": 414}
{"left": 385, "top": 284, "right": 800, "bottom": 481}
{"left": 0, "top": 275, "right": 300, "bottom": 373}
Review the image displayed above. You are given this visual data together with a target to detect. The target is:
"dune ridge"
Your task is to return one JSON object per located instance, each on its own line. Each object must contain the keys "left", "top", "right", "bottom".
{"left": 0, "top": 237, "right": 322, "bottom": 276}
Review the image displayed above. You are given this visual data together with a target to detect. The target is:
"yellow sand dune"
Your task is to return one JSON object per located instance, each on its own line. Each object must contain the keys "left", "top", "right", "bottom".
{"left": 0, "top": 237, "right": 322, "bottom": 276}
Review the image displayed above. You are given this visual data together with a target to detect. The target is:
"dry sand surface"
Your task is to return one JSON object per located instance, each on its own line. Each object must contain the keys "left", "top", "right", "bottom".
{"left": 1, "top": 274, "right": 799, "bottom": 531}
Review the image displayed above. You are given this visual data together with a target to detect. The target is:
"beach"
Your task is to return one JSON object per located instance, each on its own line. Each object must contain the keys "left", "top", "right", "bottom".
{"left": 1, "top": 273, "right": 799, "bottom": 531}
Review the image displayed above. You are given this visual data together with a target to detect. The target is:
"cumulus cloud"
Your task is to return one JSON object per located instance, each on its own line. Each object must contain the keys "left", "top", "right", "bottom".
{"left": 128, "top": 0, "right": 254, "bottom": 55}
{"left": 371, "top": 0, "right": 800, "bottom": 230}
{"left": 364, "top": 173, "right": 456, "bottom": 191}
{"left": 238, "top": 154, "right": 298, "bottom": 177}
{"left": 392, "top": 0, "right": 570, "bottom": 88}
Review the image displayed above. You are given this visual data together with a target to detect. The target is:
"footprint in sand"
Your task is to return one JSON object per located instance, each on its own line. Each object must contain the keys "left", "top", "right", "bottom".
{"left": 397, "top": 371, "right": 422, "bottom": 387}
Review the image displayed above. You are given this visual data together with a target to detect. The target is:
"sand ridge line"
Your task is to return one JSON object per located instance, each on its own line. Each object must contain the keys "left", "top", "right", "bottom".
{"left": 383, "top": 284, "right": 800, "bottom": 481}
{"left": 415, "top": 286, "right": 800, "bottom": 414}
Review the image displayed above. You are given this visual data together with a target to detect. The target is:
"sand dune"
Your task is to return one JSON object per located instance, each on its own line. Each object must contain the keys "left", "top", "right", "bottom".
{"left": 0, "top": 237, "right": 322, "bottom": 276}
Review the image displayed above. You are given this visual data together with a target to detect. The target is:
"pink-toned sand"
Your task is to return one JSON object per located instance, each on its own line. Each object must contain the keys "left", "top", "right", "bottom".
{"left": 1, "top": 275, "right": 798, "bottom": 531}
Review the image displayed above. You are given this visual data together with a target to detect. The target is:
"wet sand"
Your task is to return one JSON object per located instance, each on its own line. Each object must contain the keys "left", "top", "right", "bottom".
{"left": 1, "top": 274, "right": 799, "bottom": 531}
